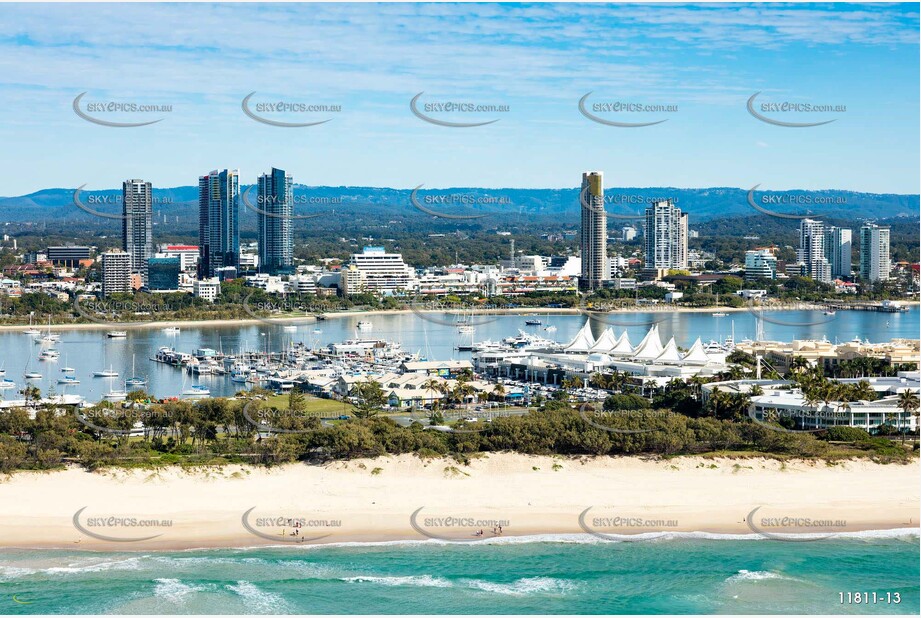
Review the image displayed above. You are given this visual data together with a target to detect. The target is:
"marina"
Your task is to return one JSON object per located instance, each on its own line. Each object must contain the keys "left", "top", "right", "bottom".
{"left": 0, "top": 307, "right": 916, "bottom": 404}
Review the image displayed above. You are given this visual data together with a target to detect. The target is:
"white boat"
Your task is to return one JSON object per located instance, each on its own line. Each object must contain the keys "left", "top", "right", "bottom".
{"left": 0, "top": 367, "right": 5, "bottom": 377}
{"left": 103, "top": 389, "right": 128, "bottom": 402}
{"left": 24, "top": 371, "right": 42, "bottom": 379}
{"left": 312, "top": 328, "right": 322, "bottom": 334}
{"left": 283, "top": 325, "right": 298, "bottom": 332}
{"left": 181, "top": 384, "right": 211, "bottom": 398}
{"left": 162, "top": 326, "right": 181, "bottom": 334}
{"left": 0, "top": 378, "right": 16, "bottom": 389}
{"left": 711, "top": 312, "right": 728, "bottom": 317}
{"left": 35, "top": 316, "right": 60, "bottom": 343}
{"left": 544, "top": 325, "right": 557, "bottom": 333}
{"left": 524, "top": 318, "right": 542, "bottom": 326}
{"left": 23, "top": 315, "right": 40, "bottom": 336}
{"left": 58, "top": 375, "right": 80, "bottom": 385}
{"left": 61, "top": 366, "right": 75, "bottom": 373}
{"left": 357, "top": 320, "right": 373, "bottom": 331}
{"left": 93, "top": 366, "right": 119, "bottom": 378}
{"left": 39, "top": 349, "right": 60, "bottom": 361}
{"left": 124, "top": 355, "right": 146, "bottom": 388}
{"left": 106, "top": 330, "right": 128, "bottom": 338}
{"left": 458, "top": 325, "right": 476, "bottom": 334}
{"left": 823, "top": 310, "right": 836, "bottom": 316}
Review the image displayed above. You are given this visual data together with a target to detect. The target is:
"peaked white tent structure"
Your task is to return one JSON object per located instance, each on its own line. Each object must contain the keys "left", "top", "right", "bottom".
{"left": 610, "top": 332, "right": 634, "bottom": 356}
{"left": 564, "top": 321, "right": 596, "bottom": 353}
{"left": 589, "top": 328, "right": 619, "bottom": 353}
{"left": 682, "top": 338, "right": 711, "bottom": 364}
{"left": 631, "top": 325, "right": 664, "bottom": 360}
{"left": 654, "top": 337, "right": 682, "bottom": 363}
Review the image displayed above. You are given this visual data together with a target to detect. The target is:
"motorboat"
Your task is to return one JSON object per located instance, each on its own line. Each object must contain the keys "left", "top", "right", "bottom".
{"left": 357, "top": 320, "right": 373, "bottom": 331}
{"left": 93, "top": 366, "right": 119, "bottom": 378}
{"left": 106, "top": 330, "right": 128, "bottom": 338}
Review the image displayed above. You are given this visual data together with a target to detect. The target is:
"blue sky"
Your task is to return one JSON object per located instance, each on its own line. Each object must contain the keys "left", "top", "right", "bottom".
{"left": 0, "top": 2, "right": 918, "bottom": 195}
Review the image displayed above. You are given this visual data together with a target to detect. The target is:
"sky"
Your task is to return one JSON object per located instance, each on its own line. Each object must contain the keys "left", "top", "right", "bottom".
{"left": 0, "top": 2, "right": 918, "bottom": 196}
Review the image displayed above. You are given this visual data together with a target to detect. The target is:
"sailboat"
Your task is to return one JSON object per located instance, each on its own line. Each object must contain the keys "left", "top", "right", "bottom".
{"left": 23, "top": 355, "right": 41, "bottom": 380}
{"left": 36, "top": 316, "right": 60, "bottom": 344}
{"left": 58, "top": 374, "right": 80, "bottom": 385}
{"left": 125, "top": 355, "right": 147, "bottom": 388}
{"left": 103, "top": 375, "right": 128, "bottom": 402}
{"left": 23, "top": 315, "right": 40, "bottom": 336}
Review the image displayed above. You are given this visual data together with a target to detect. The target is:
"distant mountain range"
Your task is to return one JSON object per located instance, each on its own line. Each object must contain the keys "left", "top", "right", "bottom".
{"left": 1, "top": 185, "right": 917, "bottom": 228}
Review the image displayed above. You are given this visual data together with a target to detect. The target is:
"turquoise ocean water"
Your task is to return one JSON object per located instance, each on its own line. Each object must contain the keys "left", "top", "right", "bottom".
{"left": 1, "top": 534, "right": 918, "bottom": 614}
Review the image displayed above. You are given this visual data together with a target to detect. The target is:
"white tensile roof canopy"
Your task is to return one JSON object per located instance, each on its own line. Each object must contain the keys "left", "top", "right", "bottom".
{"left": 682, "top": 337, "right": 711, "bottom": 364}
{"left": 589, "top": 328, "right": 619, "bottom": 353}
{"left": 631, "top": 324, "right": 664, "bottom": 360}
{"left": 564, "top": 320, "right": 596, "bottom": 352}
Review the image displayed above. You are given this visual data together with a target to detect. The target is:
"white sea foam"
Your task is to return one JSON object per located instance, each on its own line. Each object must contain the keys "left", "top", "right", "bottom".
{"left": 153, "top": 578, "right": 208, "bottom": 603}
{"left": 725, "top": 569, "right": 798, "bottom": 583}
{"left": 465, "top": 576, "right": 578, "bottom": 596}
{"left": 226, "top": 580, "right": 291, "bottom": 613}
{"left": 341, "top": 574, "right": 453, "bottom": 588}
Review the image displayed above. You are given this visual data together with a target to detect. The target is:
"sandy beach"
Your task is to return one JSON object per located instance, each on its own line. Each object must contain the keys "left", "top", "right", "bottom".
{"left": 2, "top": 302, "right": 915, "bottom": 332}
{"left": 0, "top": 454, "right": 916, "bottom": 550}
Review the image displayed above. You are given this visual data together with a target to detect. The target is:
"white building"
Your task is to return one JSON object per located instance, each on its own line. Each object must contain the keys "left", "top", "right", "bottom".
{"left": 859, "top": 223, "right": 890, "bottom": 282}
{"left": 798, "top": 219, "right": 831, "bottom": 283}
{"left": 342, "top": 246, "right": 416, "bottom": 295}
{"left": 100, "top": 249, "right": 131, "bottom": 297}
{"left": 745, "top": 249, "right": 777, "bottom": 281}
{"left": 644, "top": 199, "right": 687, "bottom": 269}
{"left": 824, "top": 226, "right": 852, "bottom": 278}
{"left": 194, "top": 278, "right": 221, "bottom": 302}
{"left": 158, "top": 244, "right": 200, "bottom": 272}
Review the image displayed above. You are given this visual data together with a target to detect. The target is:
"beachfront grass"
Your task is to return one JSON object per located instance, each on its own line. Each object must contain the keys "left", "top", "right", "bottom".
{"left": 264, "top": 393, "right": 354, "bottom": 416}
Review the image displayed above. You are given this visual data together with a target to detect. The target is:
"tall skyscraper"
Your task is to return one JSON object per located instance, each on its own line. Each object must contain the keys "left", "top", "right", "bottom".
{"left": 859, "top": 223, "right": 890, "bottom": 282}
{"left": 644, "top": 199, "right": 688, "bottom": 270}
{"left": 797, "top": 219, "right": 831, "bottom": 283}
{"left": 257, "top": 167, "right": 293, "bottom": 275}
{"left": 122, "top": 179, "right": 153, "bottom": 285}
{"left": 580, "top": 171, "right": 607, "bottom": 290}
{"left": 100, "top": 249, "right": 132, "bottom": 298}
{"left": 198, "top": 169, "right": 240, "bottom": 279}
{"left": 824, "top": 226, "right": 852, "bottom": 279}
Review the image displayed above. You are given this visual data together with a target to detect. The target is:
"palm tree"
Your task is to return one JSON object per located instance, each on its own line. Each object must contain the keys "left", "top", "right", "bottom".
{"left": 423, "top": 378, "right": 442, "bottom": 410}
{"left": 897, "top": 389, "right": 920, "bottom": 444}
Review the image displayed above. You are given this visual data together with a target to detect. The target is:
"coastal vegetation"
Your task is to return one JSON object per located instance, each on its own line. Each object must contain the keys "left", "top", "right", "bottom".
{"left": 1, "top": 373, "right": 916, "bottom": 474}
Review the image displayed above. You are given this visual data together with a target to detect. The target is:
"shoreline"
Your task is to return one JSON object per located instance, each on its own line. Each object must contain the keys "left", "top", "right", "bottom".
{"left": 0, "top": 301, "right": 916, "bottom": 332}
{"left": 0, "top": 454, "right": 916, "bottom": 552}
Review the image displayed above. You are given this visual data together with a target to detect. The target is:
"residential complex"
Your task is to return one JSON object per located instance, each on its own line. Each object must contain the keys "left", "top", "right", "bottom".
{"left": 256, "top": 167, "right": 294, "bottom": 275}
{"left": 340, "top": 246, "right": 417, "bottom": 295}
{"left": 579, "top": 171, "right": 606, "bottom": 290}
{"left": 100, "top": 249, "right": 131, "bottom": 298}
{"left": 644, "top": 199, "right": 688, "bottom": 270}
{"left": 797, "top": 218, "right": 831, "bottom": 283}
{"left": 824, "top": 225, "right": 853, "bottom": 278}
{"left": 122, "top": 179, "right": 153, "bottom": 285}
{"left": 198, "top": 169, "right": 240, "bottom": 278}
{"left": 859, "top": 223, "right": 891, "bottom": 282}
{"left": 744, "top": 248, "right": 778, "bottom": 281}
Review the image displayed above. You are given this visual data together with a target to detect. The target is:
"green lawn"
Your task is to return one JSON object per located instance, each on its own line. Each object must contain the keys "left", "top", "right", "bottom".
{"left": 264, "top": 393, "right": 355, "bottom": 416}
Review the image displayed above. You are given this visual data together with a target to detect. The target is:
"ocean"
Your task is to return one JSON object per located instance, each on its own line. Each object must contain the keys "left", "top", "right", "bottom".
{"left": 1, "top": 534, "right": 918, "bottom": 614}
